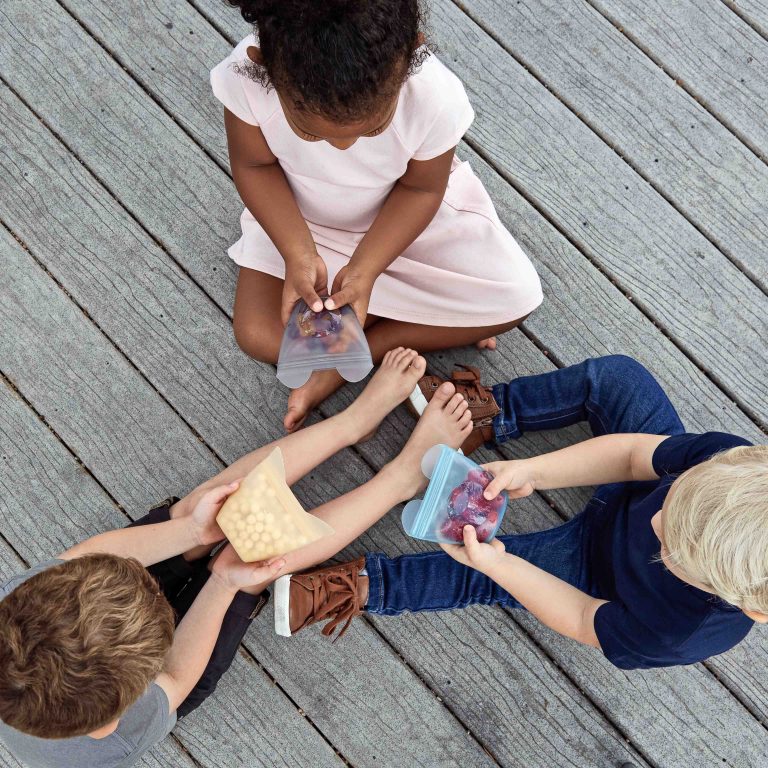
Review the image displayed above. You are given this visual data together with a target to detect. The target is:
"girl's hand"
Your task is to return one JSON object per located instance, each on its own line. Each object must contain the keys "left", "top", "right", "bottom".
{"left": 282, "top": 253, "right": 329, "bottom": 326}
{"left": 325, "top": 265, "right": 375, "bottom": 326}
{"left": 209, "top": 543, "right": 286, "bottom": 593}
{"left": 440, "top": 525, "right": 508, "bottom": 575}
{"left": 481, "top": 460, "right": 536, "bottom": 501}
{"left": 190, "top": 481, "right": 242, "bottom": 547}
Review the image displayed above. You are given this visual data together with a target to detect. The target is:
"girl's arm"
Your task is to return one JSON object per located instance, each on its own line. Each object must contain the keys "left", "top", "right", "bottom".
{"left": 481, "top": 433, "right": 669, "bottom": 500}
{"left": 442, "top": 528, "right": 606, "bottom": 647}
{"left": 325, "top": 147, "right": 456, "bottom": 323}
{"left": 58, "top": 483, "right": 238, "bottom": 566}
{"left": 225, "top": 109, "right": 327, "bottom": 322}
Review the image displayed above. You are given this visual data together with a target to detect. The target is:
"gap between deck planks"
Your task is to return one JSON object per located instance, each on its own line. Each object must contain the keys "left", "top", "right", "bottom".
{"left": 0, "top": 0, "right": 764, "bottom": 764}
{"left": 722, "top": 0, "right": 768, "bottom": 36}
{"left": 0, "top": 95, "right": 648, "bottom": 767}
{"left": 456, "top": 0, "right": 768, "bottom": 290}
{"left": 587, "top": 0, "right": 768, "bottom": 161}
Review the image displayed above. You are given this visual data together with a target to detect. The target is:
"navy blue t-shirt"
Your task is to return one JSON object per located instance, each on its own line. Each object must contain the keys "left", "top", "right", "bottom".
{"left": 591, "top": 432, "right": 754, "bottom": 670}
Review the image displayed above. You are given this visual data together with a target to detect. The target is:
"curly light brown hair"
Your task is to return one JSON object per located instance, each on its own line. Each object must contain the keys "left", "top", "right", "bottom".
{"left": 0, "top": 554, "right": 174, "bottom": 738}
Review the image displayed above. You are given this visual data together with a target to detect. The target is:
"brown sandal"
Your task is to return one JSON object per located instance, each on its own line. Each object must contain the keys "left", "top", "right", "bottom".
{"left": 408, "top": 364, "right": 499, "bottom": 454}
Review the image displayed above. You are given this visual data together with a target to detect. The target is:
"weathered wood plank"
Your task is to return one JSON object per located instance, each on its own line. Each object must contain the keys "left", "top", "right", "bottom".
{"left": 460, "top": 0, "right": 768, "bottom": 289}
{"left": 429, "top": 0, "right": 768, "bottom": 423}
{"left": 591, "top": 0, "right": 768, "bottom": 158}
{"left": 724, "top": 0, "right": 768, "bottom": 33}
{"left": 0, "top": 91, "right": 500, "bottom": 768}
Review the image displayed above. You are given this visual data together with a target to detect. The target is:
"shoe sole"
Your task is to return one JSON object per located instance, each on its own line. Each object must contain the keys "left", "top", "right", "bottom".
{"left": 274, "top": 573, "right": 293, "bottom": 637}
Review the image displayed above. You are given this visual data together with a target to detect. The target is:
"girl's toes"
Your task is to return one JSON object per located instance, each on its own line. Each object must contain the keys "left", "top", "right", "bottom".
{"left": 459, "top": 410, "right": 473, "bottom": 427}
{"left": 454, "top": 399, "right": 469, "bottom": 417}
{"left": 411, "top": 355, "right": 426, "bottom": 375}
{"left": 447, "top": 393, "right": 465, "bottom": 413}
{"left": 429, "top": 381, "right": 455, "bottom": 408}
{"left": 382, "top": 349, "right": 394, "bottom": 366}
{"left": 399, "top": 349, "right": 417, "bottom": 370}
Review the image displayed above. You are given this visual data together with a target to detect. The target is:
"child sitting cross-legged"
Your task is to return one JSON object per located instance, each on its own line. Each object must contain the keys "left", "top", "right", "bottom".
{"left": 0, "top": 348, "right": 476, "bottom": 767}
{"left": 278, "top": 356, "right": 768, "bottom": 670}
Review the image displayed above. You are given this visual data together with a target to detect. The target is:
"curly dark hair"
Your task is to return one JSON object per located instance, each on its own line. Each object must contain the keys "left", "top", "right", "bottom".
{"left": 226, "top": 0, "right": 432, "bottom": 122}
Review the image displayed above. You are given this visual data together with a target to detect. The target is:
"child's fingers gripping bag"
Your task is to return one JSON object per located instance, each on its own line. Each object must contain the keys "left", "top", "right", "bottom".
{"left": 217, "top": 448, "right": 334, "bottom": 561}
{"left": 277, "top": 299, "right": 373, "bottom": 389}
{"left": 402, "top": 445, "right": 508, "bottom": 544}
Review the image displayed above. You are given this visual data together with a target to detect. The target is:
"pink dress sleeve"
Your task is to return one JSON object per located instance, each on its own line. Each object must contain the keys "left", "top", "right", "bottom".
{"left": 411, "top": 58, "right": 475, "bottom": 161}
{"left": 210, "top": 36, "right": 261, "bottom": 126}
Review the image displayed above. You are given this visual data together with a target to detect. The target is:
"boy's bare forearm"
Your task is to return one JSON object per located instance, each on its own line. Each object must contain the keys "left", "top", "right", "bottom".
{"left": 155, "top": 575, "right": 236, "bottom": 711}
{"left": 525, "top": 434, "right": 667, "bottom": 490}
{"left": 59, "top": 517, "right": 198, "bottom": 566}
{"left": 485, "top": 554, "right": 606, "bottom": 647}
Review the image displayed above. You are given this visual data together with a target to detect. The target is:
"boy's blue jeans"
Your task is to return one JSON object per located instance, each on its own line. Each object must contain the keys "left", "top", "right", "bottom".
{"left": 365, "top": 355, "right": 685, "bottom": 616}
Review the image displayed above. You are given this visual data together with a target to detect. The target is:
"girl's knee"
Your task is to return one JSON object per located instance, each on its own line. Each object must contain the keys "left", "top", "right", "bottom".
{"left": 232, "top": 320, "right": 275, "bottom": 363}
{"left": 589, "top": 355, "right": 656, "bottom": 389}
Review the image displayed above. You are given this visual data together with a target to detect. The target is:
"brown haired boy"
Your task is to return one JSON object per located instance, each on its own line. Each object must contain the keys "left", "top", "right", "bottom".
{"left": 0, "top": 348, "right": 471, "bottom": 767}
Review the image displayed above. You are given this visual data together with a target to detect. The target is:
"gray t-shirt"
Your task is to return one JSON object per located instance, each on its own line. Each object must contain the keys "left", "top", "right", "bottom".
{"left": 0, "top": 560, "right": 177, "bottom": 768}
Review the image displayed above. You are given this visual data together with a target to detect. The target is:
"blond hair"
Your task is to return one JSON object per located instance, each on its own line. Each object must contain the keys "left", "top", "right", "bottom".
{"left": 0, "top": 554, "right": 174, "bottom": 738}
{"left": 663, "top": 445, "right": 768, "bottom": 613}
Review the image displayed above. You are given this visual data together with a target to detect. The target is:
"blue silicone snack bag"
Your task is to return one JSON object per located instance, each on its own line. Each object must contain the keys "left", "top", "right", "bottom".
{"left": 277, "top": 299, "right": 373, "bottom": 389}
{"left": 401, "top": 444, "right": 508, "bottom": 544}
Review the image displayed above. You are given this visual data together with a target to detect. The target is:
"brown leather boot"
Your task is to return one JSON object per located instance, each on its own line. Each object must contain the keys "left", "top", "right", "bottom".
{"left": 409, "top": 364, "right": 500, "bottom": 454}
{"left": 274, "top": 557, "right": 368, "bottom": 639}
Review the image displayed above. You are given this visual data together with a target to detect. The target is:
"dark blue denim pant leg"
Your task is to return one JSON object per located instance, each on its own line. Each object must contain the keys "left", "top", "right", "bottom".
{"left": 366, "top": 355, "right": 684, "bottom": 616}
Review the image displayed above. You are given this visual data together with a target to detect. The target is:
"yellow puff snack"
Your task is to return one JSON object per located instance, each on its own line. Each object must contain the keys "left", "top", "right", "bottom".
{"left": 216, "top": 448, "right": 334, "bottom": 562}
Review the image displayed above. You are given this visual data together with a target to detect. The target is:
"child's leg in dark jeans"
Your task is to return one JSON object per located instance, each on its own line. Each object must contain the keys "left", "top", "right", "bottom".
{"left": 368, "top": 355, "right": 685, "bottom": 616}
{"left": 129, "top": 501, "right": 267, "bottom": 718}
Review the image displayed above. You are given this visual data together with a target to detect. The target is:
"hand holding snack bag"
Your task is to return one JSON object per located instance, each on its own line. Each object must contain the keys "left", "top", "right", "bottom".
{"left": 216, "top": 448, "right": 334, "bottom": 561}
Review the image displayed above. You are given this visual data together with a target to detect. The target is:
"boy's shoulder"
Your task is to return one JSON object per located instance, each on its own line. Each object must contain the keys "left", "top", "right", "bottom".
{"left": 0, "top": 683, "right": 175, "bottom": 768}
{"left": 1, "top": 559, "right": 63, "bottom": 598}
{"left": 652, "top": 431, "right": 752, "bottom": 477}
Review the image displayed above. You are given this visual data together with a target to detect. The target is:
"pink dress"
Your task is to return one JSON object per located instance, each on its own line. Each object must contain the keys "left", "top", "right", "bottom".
{"left": 211, "top": 36, "right": 542, "bottom": 327}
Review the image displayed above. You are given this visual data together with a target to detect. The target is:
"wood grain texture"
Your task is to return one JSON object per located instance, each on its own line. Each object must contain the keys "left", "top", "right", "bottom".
{"left": 591, "top": 0, "right": 768, "bottom": 156}
{"left": 724, "top": 0, "right": 768, "bottom": 33}
{"left": 428, "top": 0, "right": 768, "bottom": 424}
{"left": 460, "top": 0, "right": 768, "bottom": 289}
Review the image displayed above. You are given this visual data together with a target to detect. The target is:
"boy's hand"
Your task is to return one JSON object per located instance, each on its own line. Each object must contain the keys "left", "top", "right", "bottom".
{"left": 190, "top": 481, "right": 241, "bottom": 547}
{"left": 209, "top": 543, "right": 286, "bottom": 592}
{"left": 325, "top": 265, "right": 375, "bottom": 327}
{"left": 282, "top": 253, "right": 329, "bottom": 326}
{"left": 481, "top": 460, "right": 536, "bottom": 501}
{"left": 440, "top": 525, "right": 508, "bottom": 575}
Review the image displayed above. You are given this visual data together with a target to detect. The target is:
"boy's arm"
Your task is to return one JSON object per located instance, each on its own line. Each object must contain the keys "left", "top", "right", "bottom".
{"left": 155, "top": 545, "right": 285, "bottom": 712}
{"left": 482, "top": 433, "right": 669, "bottom": 500}
{"left": 225, "top": 109, "right": 327, "bottom": 322}
{"left": 58, "top": 482, "right": 238, "bottom": 566}
{"left": 442, "top": 528, "right": 606, "bottom": 647}
{"left": 324, "top": 148, "right": 456, "bottom": 325}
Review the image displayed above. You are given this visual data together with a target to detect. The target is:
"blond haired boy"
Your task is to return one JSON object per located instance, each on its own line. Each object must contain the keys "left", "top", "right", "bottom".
{"left": 282, "top": 356, "right": 766, "bottom": 669}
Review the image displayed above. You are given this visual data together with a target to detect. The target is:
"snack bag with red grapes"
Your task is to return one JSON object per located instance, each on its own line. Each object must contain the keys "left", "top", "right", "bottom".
{"left": 401, "top": 444, "right": 508, "bottom": 544}
{"left": 277, "top": 299, "right": 373, "bottom": 388}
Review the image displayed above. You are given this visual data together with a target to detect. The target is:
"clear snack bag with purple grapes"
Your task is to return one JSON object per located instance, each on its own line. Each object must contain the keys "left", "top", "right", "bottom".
{"left": 277, "top": 299, "right": 373, "bottom": 389}
{"left": 401, "top": 444, "right": 508, "bottom": 544}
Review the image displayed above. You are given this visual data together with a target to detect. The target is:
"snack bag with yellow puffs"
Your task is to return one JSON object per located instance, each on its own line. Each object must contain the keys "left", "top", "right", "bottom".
{"left": 216, "top": 448, "right": 334, "bottom": 561}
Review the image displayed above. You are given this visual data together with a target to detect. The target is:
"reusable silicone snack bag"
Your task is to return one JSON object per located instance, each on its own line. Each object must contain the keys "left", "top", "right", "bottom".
{"left": 216, "top": 448, "right": 334, "bottom": 562}
{"left": 277, "top": 299, "right": 373, "bottom": 389}
{"left": 401, "top": 444, "right": 508, "bottom": 544}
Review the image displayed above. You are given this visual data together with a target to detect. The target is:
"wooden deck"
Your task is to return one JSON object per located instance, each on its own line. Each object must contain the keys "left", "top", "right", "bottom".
{"left": 1, "top": 0, "right": 767, "bottom": 765}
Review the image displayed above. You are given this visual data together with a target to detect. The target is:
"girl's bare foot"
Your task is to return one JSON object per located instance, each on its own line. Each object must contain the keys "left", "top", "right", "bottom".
{"left": 343, "top": 348, "right": 426, "bottom": 441}
{"left": 386, "top": 382, "right": 473, "bottom": 499}
{"left": 476, "top": 336, "right": 497, "bottom": 350}
{"left": 284, "top": 369, "right": 345, "bottom": 432}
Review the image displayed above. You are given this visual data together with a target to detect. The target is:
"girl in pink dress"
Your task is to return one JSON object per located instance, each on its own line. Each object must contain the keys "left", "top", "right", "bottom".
{"left": 213, "top": 0, "right": 542, "bottom": 431}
